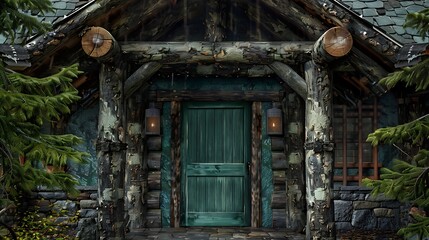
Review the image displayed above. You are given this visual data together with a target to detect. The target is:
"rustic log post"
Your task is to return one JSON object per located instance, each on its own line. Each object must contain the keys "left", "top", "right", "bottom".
{"left": 283, "top": 92, "right": 306, "bottom": 232}
{"left": 83, "top": 27, "right": 126, "bottom": 239}
{"left": 304, "top": 27, "right": 352, "bottom": 239}
{"left": 124, "top": 95, "right": 145, "bottom": 230}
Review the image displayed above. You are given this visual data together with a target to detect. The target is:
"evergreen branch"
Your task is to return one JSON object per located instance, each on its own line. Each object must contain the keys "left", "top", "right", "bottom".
{"left": 404, "top": 8, "right": 429, "bottom": 40}
{"left": 367, "top": 115, "right": 429, "bottom": 146}
{"left": 379, "top": 58, "right": 429, "bottom": 91}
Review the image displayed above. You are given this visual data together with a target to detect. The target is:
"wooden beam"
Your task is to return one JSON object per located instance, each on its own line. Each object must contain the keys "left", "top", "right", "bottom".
{"left": 289, "top": 0, "right": 400, "bottom": 68}
{"left": 149, "top": 90, "right": 282, "bottom": 102}
{"left": 121, "top": 41, "right": 313, "bottom": 64}
{"left": 124, "top": 62, "right": 162, "bottom": 98}
{"left": 251, "top": 102, "right": 262, "bottom": 227}
{"left": 205, "top": 0, "right": 225, "bottom": 42}
{"left": 269, "top": 61, "right": 307, "bottom": 99}
{"left": 97, "top": 59, "right": 127, "bottom": 239}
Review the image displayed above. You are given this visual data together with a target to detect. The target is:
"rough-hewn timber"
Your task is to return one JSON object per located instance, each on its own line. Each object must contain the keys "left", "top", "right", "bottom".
{"left": 124, "top": 95, "right": 145, "bottom": 230}
{"left": 96, "top": 60, "right": 127, "bottom": 239}
{"left": 283, "top": 92, "right": 306, "bottom": 232}
{"left": 170, "top": 101, "right": 181, "bottom": 227}
{"left": 124, "top": 62, "right": 162, "bottom": 98}
{"left": 205, "top": 0, "right": 225, "bottom": 42}
{"left": 149, "top": 90, "right": 282, "bottom": 102}
{"left": 251, "top": 102, "right": 262, "bottom": 227}
{"left": 121, "top": 42, "right": 313, "bottom": 64}
{"left": 269, "top": 62, "right": 307, "bottom": 99}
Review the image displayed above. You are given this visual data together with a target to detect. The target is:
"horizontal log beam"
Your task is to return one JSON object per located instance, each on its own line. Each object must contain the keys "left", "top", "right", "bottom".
{"left": 121, "top": 41, "right": 313, "bottom": 64}
{"left": 149, "top": 90, "right": 282, "bottom": 102}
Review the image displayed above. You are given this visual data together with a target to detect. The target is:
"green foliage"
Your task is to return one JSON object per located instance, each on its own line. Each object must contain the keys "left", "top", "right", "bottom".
{"left": 0, "top": 64, "right": 88, "bottom": 199}
{"left": 367, "top": 115, "right": 429, "bottom": 146}
{"left": 13, "top": 208, "right": 78, "bottom": 240}
{"left": 404, "top": 8, "right": 429, "bottom": 40}
{"left": 363, "top": 7, "right": 429, "bottom": 240}
{"left": 0, "top": 0, "right": 53, "bottom": 43}
{"left": 379, "top": 58, "right": 429, "bottom": 91}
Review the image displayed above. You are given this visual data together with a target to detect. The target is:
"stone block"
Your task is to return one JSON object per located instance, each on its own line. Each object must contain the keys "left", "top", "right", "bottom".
{"left": 380, "top": 201, "right": 401, "bottom": 208}
{"left": 77, "top": 218, "right": 98, "bottom": 240}
{"left": 352, "top": 209, "right": 377, "bottom": 230}
{"left": 52, "top": 200, "right": 78, "bottom": 216}
{"left": 36, "top": 199, "right": 51, "bottom": 212}
{"left": 377, "top": 217, "right": 400, "bottom": 231}
{"left": 80, "top": 200, "right": 98, "bottom": 209}
{"left": 334, "top": 200, "right": 353, "bottom": 222}
{"left": 38, "top": 191, "right": 67, "bottom": 200}
{"left": 335, "top": 222, "right": 352, "bottom": 232}
{"left": 90, "top": 193, "right": 98, "bottom": 200}
{"left": 373, "top": 208, "right": 393, "bottom": 217}
{"left": 79, "top": 209, "right": 98, "bottom": 218}
{"left": 353, "top": 201, "right": 380, "bottom": 209}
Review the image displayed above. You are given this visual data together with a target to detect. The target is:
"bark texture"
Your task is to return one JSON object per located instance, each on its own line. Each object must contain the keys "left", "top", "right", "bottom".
{"left": 97, "top": 61, "right": 126, "bottom": 239}
{"left": 121, "top": 41, "right": 313, "bottom": 64}
{"left": 304, "top": 60, "right": 335, "bottom": 240}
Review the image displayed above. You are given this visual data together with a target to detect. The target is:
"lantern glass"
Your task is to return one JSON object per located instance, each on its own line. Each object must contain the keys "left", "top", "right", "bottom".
{"left": 145, "top": 105, "right": 160, "bottom": 135}
{"left": 267, "top": 107, "right": 283, "bottom": 135}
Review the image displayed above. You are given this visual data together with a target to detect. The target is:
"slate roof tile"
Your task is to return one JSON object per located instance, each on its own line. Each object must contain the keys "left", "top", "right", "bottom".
{"left": 363, "top": 8, "right": 378, "bottom": 16}
{"left": 393, "top": 26, "right": 406, "bottom": 35}
{"left": 394, "top": 8, "right": 409, "bottom": 15}
{"left": 374, "top": 16, "right": 395, "bottom": 26}
{"left": 353, "top": 2, "right": 367, "bottom": 9}
{"left": 366, "top": 1, "right": 384, "bottom": 8}
{"left": 406, "top": 5, "right": 426, "bottom": 12}
{"left": 400, "top": 1, "right": 417, "bottom": 7}
{"left": 52, "top": 1, "right": 68, "bottom": 9}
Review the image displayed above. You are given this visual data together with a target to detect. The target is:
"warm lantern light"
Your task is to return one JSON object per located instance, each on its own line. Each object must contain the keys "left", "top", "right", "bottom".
{"left": 267, "top": 106, "right": 283, "bottom": 135}
{"left": 145, "top": 103, "right": 160, "bottom": 135}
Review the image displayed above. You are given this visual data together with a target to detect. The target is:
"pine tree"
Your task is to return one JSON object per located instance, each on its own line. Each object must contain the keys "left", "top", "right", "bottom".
{"left": 363, "top": 8, "right": 429, "bottom": 239}
{"left": 0, "top": 0, "right": 87, "bottom": 202}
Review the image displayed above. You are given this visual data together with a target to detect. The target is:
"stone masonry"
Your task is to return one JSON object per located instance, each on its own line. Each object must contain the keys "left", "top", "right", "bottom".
{"left": 334, "top": 186, "right": 409, "bottom": 233}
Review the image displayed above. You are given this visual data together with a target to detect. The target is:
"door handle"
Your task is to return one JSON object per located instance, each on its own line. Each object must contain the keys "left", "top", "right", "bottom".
{"left": 247, "top": 162, "right": 251, "bottom": 173}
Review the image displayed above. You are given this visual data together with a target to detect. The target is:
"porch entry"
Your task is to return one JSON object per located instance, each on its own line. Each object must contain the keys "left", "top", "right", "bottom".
{"left": 181, "top": 102, "right": 251, "bottom": 226}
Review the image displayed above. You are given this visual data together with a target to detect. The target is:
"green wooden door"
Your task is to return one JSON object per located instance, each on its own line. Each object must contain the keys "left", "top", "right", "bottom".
{"left": 181, "top": 102, "right": 251, "bottom": 226}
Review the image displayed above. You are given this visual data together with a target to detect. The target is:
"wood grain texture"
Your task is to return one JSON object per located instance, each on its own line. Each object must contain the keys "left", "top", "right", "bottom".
{"left": 251, "top": 102, "right": 262, "bottom": 227}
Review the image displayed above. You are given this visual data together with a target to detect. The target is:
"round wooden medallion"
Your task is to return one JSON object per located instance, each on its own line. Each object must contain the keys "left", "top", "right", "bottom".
{"left": 323, "top": 27, "right": 353, "bottom": 57}
{"left": 81, "top": 27, "right": 114, "bottom": 58}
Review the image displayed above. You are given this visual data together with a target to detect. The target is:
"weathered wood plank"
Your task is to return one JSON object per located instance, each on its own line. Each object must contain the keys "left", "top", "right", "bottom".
{"left": 272, "top": 209, "right": 286, "bottom": 228}
{"left": 283, "top": 92, "right": 306, "bottom": 232}
{"left": 146, "top": 209, "right": 162, "bottom": 228}
{"left": 147, "top": 136, "right": 162, "bottom": 151}
{"left": 273, "top": 170, "right": 286, "bottom": 186}
{"left": 251, "top": 102, "right": 262, "bottom": 227}
{"left": 150, "top": 90, "right": 282, "bottom": 102}
{"left": 121, "top": 41, "right": 313, "bottom": 64}
{"left": 148, "top": 171, "right": 161, "bottom": 190}
{"left": 147, "top": 152, "right": 161, "bottom": 170}
{"left": 272, "top": 152, "right": 287, "bottom": 170}
{"left": 271, "top": 191, "right": 287, "bottom": 209}
{"left": 170, "top": 101, "right": 181, "bottom": 227}
{"left": 146, "top": 191, "right": 160, "bottom": 209}
{"left": 270, "top": 137, "right": 284, "bottom": 151}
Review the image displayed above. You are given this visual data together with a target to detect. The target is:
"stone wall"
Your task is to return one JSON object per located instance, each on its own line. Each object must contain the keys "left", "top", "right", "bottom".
{"left": 334, "top": 186, "right": 409, "bottom": 233}
{"left": 28, "top": 186, "right": 98, "bottom": 240}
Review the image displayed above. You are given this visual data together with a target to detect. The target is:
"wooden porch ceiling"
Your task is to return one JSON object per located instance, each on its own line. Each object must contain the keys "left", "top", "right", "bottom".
{"left": 22, "top": 0, "right": 398, "bottom": 98}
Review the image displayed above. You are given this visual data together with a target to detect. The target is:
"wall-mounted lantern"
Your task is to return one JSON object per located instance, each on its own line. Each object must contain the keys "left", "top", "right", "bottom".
{"left": 145, "top": 103, "right": 160, "bottom": 135}
{"left": 267, "top": 105, "right": 283, "bottom": 135}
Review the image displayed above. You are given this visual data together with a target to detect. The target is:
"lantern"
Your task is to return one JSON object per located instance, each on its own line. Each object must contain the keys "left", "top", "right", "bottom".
{"left": 267, "top": 106, "right": 283, "bottom": 135}
{"left": 145, "top": 103, "right": 160, "bottom": 135}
